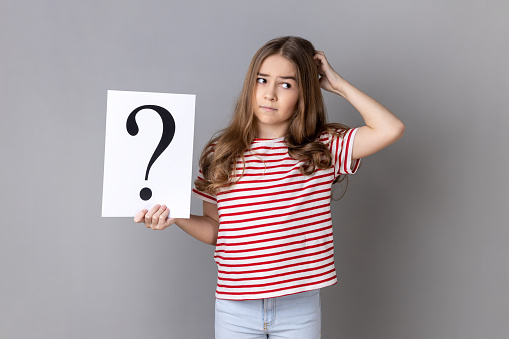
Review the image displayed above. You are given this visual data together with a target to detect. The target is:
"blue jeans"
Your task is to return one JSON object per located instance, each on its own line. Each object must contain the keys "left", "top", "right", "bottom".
{"left": 215, "top": 290, "right": 321, "bottom": 338}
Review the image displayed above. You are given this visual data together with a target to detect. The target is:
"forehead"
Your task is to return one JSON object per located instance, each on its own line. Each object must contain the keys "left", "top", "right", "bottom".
{"left": 258, "top": 54, "right": 297, "bottom": 77}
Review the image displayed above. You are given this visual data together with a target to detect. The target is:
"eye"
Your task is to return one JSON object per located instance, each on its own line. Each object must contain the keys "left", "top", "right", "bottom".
{"left": 257, "top": 78, "right": 266, "bottom": 84}
{"left": 281, "top": 82, "right": 292, "bottom": 89}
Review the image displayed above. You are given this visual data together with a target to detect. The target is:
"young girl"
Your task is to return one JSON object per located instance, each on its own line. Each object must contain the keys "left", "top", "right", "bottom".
{"left": 134, "top": 36, "right": 404, "bottom": 338}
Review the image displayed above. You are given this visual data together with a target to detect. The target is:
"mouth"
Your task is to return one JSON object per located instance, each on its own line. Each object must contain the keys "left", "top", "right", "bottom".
{"left": 260, "top": 106, "right": 277, "bottom": 112}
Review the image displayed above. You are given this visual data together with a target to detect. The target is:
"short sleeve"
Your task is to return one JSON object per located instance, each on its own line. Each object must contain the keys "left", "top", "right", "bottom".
{"left": 327, "top": 128, "right": 361, "bottom": 178}
{"left": 192, "top": 170, "right": 217, "bottom": 204}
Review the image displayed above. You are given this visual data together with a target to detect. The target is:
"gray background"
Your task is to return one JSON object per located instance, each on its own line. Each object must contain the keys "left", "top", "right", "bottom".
{"left": 1, "top": 0, "right": 507, "bottom": 338}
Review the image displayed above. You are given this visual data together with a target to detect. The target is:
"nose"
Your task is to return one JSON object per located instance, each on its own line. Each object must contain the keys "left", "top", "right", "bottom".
{"left": 264, "top": 85, "right": 277, "bottom": 101}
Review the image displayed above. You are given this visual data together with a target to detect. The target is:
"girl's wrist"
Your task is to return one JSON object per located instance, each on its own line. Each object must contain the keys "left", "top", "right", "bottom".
{"left": 332, "top": 79, "right": 351, "bottom": 98}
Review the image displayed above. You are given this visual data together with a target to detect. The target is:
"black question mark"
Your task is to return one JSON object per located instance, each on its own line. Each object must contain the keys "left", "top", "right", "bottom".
{"left": 126, "top": 105, "right": 176, "bottom": 201}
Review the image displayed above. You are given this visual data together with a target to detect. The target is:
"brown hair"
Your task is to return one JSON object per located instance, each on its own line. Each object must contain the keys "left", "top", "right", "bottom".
{"left": 195, "top": 36, "right": 349, "bottom": 195}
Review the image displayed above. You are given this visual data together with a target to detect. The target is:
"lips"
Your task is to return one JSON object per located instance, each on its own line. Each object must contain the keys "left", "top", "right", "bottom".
{"left": 260, "top": 106, "right": 277, "bottom": 111}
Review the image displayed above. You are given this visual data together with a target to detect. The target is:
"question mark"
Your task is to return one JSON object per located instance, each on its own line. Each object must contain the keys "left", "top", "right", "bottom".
{"left": 126, "top": 105, "right": 176, "bottom": 201}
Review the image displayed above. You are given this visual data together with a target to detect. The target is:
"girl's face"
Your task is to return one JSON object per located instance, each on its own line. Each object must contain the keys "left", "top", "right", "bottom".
{"left": 253, "top": 54, "right": 299, "bottom": 139}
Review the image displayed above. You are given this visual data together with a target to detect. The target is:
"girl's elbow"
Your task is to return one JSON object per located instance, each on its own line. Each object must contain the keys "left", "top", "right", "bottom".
{"left": 395, "top": 121, "right": 405, "bottom": 138}
{"left": 389, "top": 120, "right": 405, "bottom": 142}
{"left": 209, "top": 233, "right": 218, "bottom": 246}
{"left": 380, "top": 121, "right": 405, "bottom": 148}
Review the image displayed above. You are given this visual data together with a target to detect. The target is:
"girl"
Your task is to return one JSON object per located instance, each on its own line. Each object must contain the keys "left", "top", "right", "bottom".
{"left": 134, "top": 36, "right": 404, "bottom": 338}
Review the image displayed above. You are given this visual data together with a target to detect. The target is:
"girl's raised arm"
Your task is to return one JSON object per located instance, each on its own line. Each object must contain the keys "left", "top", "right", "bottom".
{"left": 134, "top": 201, "right": 220, "bottom": 245}
{"left": 314, "top": 51, "right": 405, "bottom": 160}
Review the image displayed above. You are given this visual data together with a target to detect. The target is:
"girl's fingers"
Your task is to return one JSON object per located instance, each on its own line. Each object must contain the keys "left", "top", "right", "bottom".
{"left": 144, "top": 204, "right": 161, "bottom": 228}
{"left": 156, "top": 207, "right": 171, "bottom": 230}
{"left": 133, "top": 204, "right": 173, "bottom": 230}
{"left": 314, "top": 53, "right": 329, "bottom": 77}
{"left": 134, "top": 209, "right": 148, "bottom": 223}
{"left": 150, "top": 205, "right": 166, "bottom": 229}
{"left": 151, "top": 205, "right": 166, "bottom": 229}
{"left": 313, "top": 52, "right": 326, "bottom": 63}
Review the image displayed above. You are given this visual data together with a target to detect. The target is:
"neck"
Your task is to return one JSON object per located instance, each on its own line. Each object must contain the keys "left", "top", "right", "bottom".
{"left": 256, "top": 123, "right": 289, "bottom": 139}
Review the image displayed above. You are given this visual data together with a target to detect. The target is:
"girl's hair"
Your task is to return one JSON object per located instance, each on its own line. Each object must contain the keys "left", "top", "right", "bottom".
{"left": 195, "top": 36, "right": 349, "bottom": 195}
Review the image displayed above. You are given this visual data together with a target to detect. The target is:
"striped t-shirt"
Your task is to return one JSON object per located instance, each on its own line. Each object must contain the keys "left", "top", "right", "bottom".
{"left": 192, "top": 128, "right": 360, "bottom": 300}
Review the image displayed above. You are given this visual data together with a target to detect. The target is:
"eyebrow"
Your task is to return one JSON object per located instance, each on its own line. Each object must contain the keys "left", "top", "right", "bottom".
{"left": 257, "top": 73, "right": 297, "bottom": 81}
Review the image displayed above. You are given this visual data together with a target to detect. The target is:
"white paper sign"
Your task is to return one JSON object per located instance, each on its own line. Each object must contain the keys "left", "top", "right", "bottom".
{"left": 102, "top": 90, "right": 196, "bottom": 218}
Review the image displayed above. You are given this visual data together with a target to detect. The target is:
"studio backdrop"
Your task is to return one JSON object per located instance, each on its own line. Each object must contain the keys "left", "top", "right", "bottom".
{"left": 0, "top": 1, "right": 507, "bottom": 338}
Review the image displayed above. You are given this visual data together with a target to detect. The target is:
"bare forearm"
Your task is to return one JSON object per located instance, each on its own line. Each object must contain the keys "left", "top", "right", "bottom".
{"left": 315, "top": 51, "right": 405, "bottom": 159}
{"left": 334, "top": 81, "right": 404, "bottom": 138}
{"left": 175, "top": 214, "right": 219, "bottom": 245}
{"left": 338, "top": 81, "right": 405, "bottom": 159}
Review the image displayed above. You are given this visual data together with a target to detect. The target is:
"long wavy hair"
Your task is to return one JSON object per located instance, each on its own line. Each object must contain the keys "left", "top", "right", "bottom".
{"left": 195, "top": 36, "right": 349, "bottom": 195}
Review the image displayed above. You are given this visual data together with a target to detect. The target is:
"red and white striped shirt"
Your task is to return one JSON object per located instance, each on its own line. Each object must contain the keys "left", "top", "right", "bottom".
{"left": 192, "top": 128, "right": 360, "bottom": 300}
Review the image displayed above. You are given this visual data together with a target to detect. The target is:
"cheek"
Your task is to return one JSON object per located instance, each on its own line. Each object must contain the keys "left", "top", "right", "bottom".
{"left": 252, "top": 87, "right": 261, "bottom": 105}
{"left": 254, "top": 86, "right": 263, "bottom": 101}
{"left": 287, "top": 92, "right": 300, "bottom": 110}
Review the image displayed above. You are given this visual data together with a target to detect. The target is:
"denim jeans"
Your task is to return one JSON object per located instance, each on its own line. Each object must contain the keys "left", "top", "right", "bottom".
{"left": 215, "top": 289, "right": 321, "bottom": 338}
